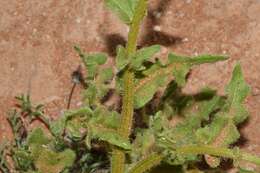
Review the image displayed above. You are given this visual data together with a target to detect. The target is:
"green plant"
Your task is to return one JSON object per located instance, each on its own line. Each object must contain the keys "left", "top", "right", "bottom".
{"left": 1, "top": 0, "right": 260, "bottom": 173}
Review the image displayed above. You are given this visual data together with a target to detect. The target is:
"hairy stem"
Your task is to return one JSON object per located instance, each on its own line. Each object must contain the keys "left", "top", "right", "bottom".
{"left": 127, "top": 153, "right": 163, "bottom": 173}
{"left": 176, "top": 145, "right": 260, "bottom": 166}
{"left": 111, "top": 1, "right": 147, "bottom": 173}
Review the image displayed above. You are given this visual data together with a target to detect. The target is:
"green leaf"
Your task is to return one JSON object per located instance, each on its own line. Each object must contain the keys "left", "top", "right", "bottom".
{"left": 131, "top": 45, "right": 161, "bottom": 70}
{"left": 127, "top": 153, "right": 162, "bottom": 173}
{"left": 50, "top": 107, "right": 93, "bottom": 139}
{"left": 87, "top": 53, "right": 107, "bottom": 65}
{"left": 131, "top": 129, "right": 156, "bottom": 161}
{"left": 13, "top": 149, "right": 34, "bottom": 171}
{"left": 27, "top": 128, "right": 50, "bottom": 146}
{"left": 79, "top": 106, "right": 128, "bottom": 149}
{"left": 66, "top": 117, "right": 85, "bottom": 141}
{"left": 75, "top": 46, "right": 113, "bottom": 107}
{"left": 85, "top": 53, "right": 107, "bottom": 79}
{"left": 168, "top": 53, "right": 228, "bottom": 65}
{"left": 105, "top": 0, "right": 136, "bottom": 24}
{"left": 64, "top": 107, "right": 93, "bottom": 118}
{"left": 93, "top": 130, "right": 131, "bottom": 150}
{"left": 195, "top": 115, "right": 240, "bottom": 167}
{"left": 134, "top": 63, "right": 168, "bottom": 109}
{"left": 198, "top": 95, "right": 223, "bottom": 121}
{"left": 150, "top": 112, "right": 200, "bottom": 165}
{"left": 133, "top": 52, "right": 228, "bottom": 109}
{"left": 99, "top": 67, "right": 113, "bottom": 82}
{"left": 196, "top": 116, "right": 239, "bottom": 147}
{"left": 225, "top": 63, "right": 250, "bottom": 124}
{"left": 83, "top": 83, "right": 98, "bottom": 106}
{"left": 50, "top": 116, "right": 66, "bottom": 137}
{"left": 129, "top": 0, "right": 139, "bottom": 11}
{"left": 239, "top": 168, "right": 255, "bottom": 173}
{"left": 74, "top": 46, "right": 107, "bottom": 79}
{"left": 168, "top": 53, "right": 228, "bottom": 86}
{"left": 103, "top": 111, "right": 120, "bottom": 129}
{"left": 116, "top": 45, "right": 129, "bottom": 71}
{"left": 35, "top": 148, "right": 75, "bottom": 173}
{"left": 172, "top": 63, "right": 190, "bottom": 86}
{"left": 196, "top": 64, "right": 251, "bottom": 168}
{"left": 88, "top": 121, "right": 131, "bottom": 150}
{"left": 189, "top": 54, "right": 229, "bottom": 65}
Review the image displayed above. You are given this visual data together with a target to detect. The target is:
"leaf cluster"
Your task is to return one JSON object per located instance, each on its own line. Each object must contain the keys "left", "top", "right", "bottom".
{"left": 1, "top": 97, "right": 109, "bottom": 173}
{"left": 1, "top": 0, "right": 259, "bottom": 173}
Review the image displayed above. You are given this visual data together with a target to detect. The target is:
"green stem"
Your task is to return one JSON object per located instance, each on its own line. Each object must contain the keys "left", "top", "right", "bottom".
{"left": 176, "top": 145, "right": 260, "bottom": 166}
{"left": 241, "top": 152, "right": 260, "bottom": 165}
{"left": 127, "top": 153, "right": 163, "bottom": 173}
{"left": 111, "top": 1, "right": 147, "bottom": 173}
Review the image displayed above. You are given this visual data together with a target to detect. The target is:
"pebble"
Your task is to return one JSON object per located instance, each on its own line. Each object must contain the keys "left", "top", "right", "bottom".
{"left": 46, "top": 34, "right": 50, "bottom": 39}
{"left": 33, "top": 28, "right": 37, "bottom": 33}
{"left": 76, "top": 18, "right": 81, "bottom": 24}
{"left": 182, "top": 37, "right": 189, "bottom": 42}
{"left": 77, "top": 102, "right": 83, "bottom": 106}
{"left": 153, "top": 11, "right": 162, "bottom": 19}
{"left": 153, "top": 25, "right": 161, "bottom": 32}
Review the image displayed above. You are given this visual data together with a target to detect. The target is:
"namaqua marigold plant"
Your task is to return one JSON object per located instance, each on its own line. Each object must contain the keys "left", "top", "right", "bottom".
{"left": 1, "top": 0, "right": 260, "bottom": 173}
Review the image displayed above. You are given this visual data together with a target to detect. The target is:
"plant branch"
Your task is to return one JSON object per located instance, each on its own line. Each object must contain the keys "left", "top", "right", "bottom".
{"left": 111, "top": 1, "right": 147, "bottom": 173}
{"left": 176, "top": 145, "right": 260, "bottom": 166}
{"left": 127, "top": 153, "right": 163, "bottom": 173}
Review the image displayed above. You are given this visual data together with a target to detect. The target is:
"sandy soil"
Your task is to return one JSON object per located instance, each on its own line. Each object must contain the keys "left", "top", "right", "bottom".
{"left": 0, "top": 0, "right": 260, "bottom": 171}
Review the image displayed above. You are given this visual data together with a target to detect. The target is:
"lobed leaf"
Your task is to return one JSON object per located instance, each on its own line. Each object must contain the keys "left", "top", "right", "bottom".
{"left": 196, "top": 116, "right": 240, "bottom": 147}
{"left": 133, "top": 52, "right": 228, "bottom": 109}
{"left": 195, "top": 64, "right": 250, "bottom": 167}
{"left": 168, "top": 53, "right": 228, "bottom": 86}
{"left": 225, "top": 63, "right": 250, "bottom": 124}
{"left": 74, "top": 46, "right": 107, "bottom": 79}
{"left": 197, "top": 115, "right": 240, "bottom": 167}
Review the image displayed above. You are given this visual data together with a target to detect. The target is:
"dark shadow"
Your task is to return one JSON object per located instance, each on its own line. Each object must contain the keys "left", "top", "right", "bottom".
{"left": 140, "top": 30, "right": 183, "bottom": 47}
{"left": 140, "top": 0, "right": 183, "bottom": 47}
{"left": 196, "top": 158, "right": 234, "bottom": 172}
{"left": 231, "top": 119, "right": 249, "bottom": 148}
{"left": 150, "top": 164, "right": 183, "bottom": 173}
{"left": 103, "top": 34, "right": 126, "bottom": 56}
